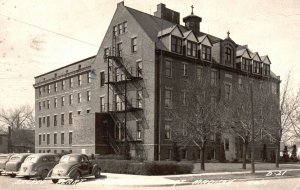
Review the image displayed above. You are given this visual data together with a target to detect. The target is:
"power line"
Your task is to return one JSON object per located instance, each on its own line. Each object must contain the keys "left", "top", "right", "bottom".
{"left": 0, "top": 13, "right": 100, "bottom": 48}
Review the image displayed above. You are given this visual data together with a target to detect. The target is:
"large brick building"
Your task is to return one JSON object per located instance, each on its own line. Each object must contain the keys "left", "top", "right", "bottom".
{"left": 33, "top": 2, "right": 280, "bottom": 161}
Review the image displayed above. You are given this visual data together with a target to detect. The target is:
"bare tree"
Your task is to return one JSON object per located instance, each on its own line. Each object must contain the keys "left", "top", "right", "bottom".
{"left": 0, "top": 105, "right": 35, "bottom": 131}
{"left": 170, "top": 68, "right": 225, "bottom": 171}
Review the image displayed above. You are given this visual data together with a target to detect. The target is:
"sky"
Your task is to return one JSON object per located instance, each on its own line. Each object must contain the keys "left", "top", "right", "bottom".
{"left": 0, "top": 0, "right": 299, "bottom": 110}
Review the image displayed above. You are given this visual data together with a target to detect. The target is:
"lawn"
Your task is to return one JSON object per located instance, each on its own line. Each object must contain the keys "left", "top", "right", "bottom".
{"left": 192, "top": 162, "right": 300, "bottom": 173}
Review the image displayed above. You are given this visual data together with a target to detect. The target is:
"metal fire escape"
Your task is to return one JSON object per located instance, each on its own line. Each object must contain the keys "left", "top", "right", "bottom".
{"left": 102, "top": 33, "right": 143, "bottom": 155}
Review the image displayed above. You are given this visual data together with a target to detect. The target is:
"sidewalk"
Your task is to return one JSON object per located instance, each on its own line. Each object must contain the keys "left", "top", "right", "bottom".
{"left": 76, "top": 168, "right": 300, "bottom": 187}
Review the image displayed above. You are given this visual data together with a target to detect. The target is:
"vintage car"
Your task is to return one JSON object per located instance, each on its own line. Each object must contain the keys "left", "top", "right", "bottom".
{"left": 48, "top": 154, "right": 101, "bottom": 184}
{"left": 0, "top": 154, "right": 14, "bottom": 175}
{"left": 4, "top": 153, "right": 31, "bottom": 177}
{"left": 17, "top": 153, "right": 60, "bottom": 180}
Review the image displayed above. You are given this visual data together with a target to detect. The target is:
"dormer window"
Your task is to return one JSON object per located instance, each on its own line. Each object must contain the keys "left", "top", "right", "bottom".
{"left": 171, "top": 36, "right": 182, "bottom": 54}
{"left": 225, "top": 47, "right": 232, "bottom": 64}
{"left": 187, "top": 41, "right": 197, "bottom": 57}
{"left": 202, "top": 45, "right": 211, "bottom": 61}
{"left": 264, "top": 64, "right": 270, "bottom": 76}
{"left": 241, "top": 58, "right": 251, "bottom": 71}
{"left": 253, "top": 61, "right": 261, "bottom": 74}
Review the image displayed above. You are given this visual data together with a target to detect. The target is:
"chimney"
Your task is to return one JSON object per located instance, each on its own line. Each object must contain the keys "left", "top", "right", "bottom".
{"left": 183, "top": 6, "right": 202, "bottom": 34}
{"left": 117, "top": 1, "right": 124, "bottom": 8}
{"left": 154, "top": 3, "right": 180, "bottom": 25}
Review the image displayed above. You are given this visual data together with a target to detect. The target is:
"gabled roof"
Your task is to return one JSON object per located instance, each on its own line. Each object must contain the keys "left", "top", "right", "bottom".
{"left": 250, "top": 52, "right": 262, "bottom": 62}
{"left": 236, "top": 48, "right": 251, "bottom": 58}
{"left": 157, "top": 25, "right": 183, "bottom": 38}
{"left": 198, "top": 34, "right": 213, "bottom": 45}
{"left": 261, "top": 55, "right": 272, "bottom": 64}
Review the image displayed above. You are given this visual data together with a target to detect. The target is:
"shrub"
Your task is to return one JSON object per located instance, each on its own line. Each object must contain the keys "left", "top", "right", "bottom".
{"left": 94, "top": 160, "right": 194, "bottom": 175}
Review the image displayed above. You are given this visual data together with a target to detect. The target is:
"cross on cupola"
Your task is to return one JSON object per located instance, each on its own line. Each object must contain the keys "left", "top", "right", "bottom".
{"left": 227, "top": 31, "right": 230, "bottom": 38}
{"left": 191, "top": 5, "right": 194, "bottom": 15}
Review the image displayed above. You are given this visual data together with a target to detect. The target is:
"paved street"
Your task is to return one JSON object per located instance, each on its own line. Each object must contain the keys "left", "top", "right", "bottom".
{"left": 1, "top": 173, "right": 300, "bottom": 190}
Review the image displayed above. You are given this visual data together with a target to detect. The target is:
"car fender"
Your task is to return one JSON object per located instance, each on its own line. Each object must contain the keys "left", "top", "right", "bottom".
{"left": 92, "top": 164, "right": 101, "bottom": 174}
{"left": 47, "top": 169, "right": 53, "bottom": 177}
{"left": 67, "top": 165, "right": 80, "bottom": 178}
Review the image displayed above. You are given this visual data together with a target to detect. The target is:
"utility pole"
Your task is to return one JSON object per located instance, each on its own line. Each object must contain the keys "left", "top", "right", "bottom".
{"left": 250, "top": 82, "right": 255, "bottom": 173}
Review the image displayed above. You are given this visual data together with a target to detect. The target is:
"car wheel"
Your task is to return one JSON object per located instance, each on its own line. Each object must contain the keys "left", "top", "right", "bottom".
{"left": 40, "top": 169, "right": 49, "bottom": 180}
{"left": 52, "top": 179, "right": 59, "bottom": 184}
{"left": 24, "top": 176, "right": 30, "bottom": 180}
{"left": 94, "top": 168, "right": 101, "bottom": 179}
{"left": 73, "top": 171, "right": 80, "bottom": 181}
{"left": 10, "top": 174, "right": 16, "bottom": 178}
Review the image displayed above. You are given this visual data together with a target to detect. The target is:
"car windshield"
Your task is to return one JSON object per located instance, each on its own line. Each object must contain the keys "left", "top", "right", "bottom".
{"left": 59, "top": 155, "right": 79, "bottom": 163}
{"left": 0, "top": 155, "right": 8, "bottom": 160}
{"left": 24, "top": 156, "right": 38, "bottom": 163}
{"left": 9, "top": 156, "right": 21, "bottom": 161}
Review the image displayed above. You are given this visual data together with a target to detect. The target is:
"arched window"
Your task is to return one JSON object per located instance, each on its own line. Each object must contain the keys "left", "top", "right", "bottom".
{"left": 225, "top": 47, "right": 232, "bottom": 64}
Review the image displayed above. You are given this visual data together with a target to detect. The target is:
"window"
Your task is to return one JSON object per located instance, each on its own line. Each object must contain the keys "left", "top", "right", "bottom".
{"left": 117, "top": 43, "right": 122, "bottom": 57}
{"left": 165, "top": 121, "right": 171, "bottom": 139}
{"left": 196, "top": 67, "right": 203, "bottom": 81}
{"left": 182, "top": 63, "right": 188, "bottom": 76}
{"left": 39, "top": 102, "right": 42, "bottom": 110}
{"left": 136, "top": 120, "right": 142, "bottom": 140}
{"left": 69, "top": 112, "right": 73, "bottom": 124}
{"left": 47, "top": 134, "right": 50, "bottom": 145}
{"left": 137, "top": 90, "right": 143, "bottom": 108}
{"left": 131, "top": 37, "right": 137, "bottom": 53}
{"left": 100, "top": 97, "right": 105, "bottom": 112}
{"left": 43, "top": 134, "right": 45, "bottom": 141}
{"left": 224, "top": 83, "right": 232, "bottom": 100}
{"left": 182, "top": 91, "right": 186, "bottom": 105}
{"left": 123, "top": 21, "right": 127, "bottom": 33}
{"left": 78, "top": 65, "right": 81, "bottom": 70}
{"left": 53, "top": 83, "right": 57, "bottom": 93}
{"left": 171, "top": 36, "right": 182, "bottom": 54}
{"left": 47, "top": 116, "right": 50, "bottom": 127}
{"left": 43, "top": 101, "right": 45, "bottom": 108}
{"left": 54, "top": 133, "right": 57, "bottom": 145}
{"left": 87, "top": 91, "right": 91, "bottom": 102}
{"left": 100, "top": 71, "right": 105, "bottom": 87}
{"left": 43, "top": 116, "right": 46, "bottom": 124}
{"left": 48, "top": 85, "right": 50, "bottom": 94}
{"left": 69, "top": 77, "right": 73, "bottom": 88}
{"left": 86, "top": 109, "right": 91, "bottom": 113}
{"left": 182, "top": 149, "right": 187, "bottom": 159}
{"left": 118, "top": 23, "right": 123, "bottom": 35}
{"left": 54, "top": 98, "right": 57, "bottom": 108}
{"left": 78, "top": 93, "right": 82, "bottom": 103}
{"left": 69, "top": 94, "right": 73, "bottom": 105}
{"left": 272, "top": 83, "right": 278, "bottom": 95}
{"left": 69, "top": 132, "right": 73, "bottom": 144}
{"left": 39, "top": 117, "right": 42, "bottom": 128}
{"left": 39, "top": 134, "right": 41, "bottom": 145}
{"left": 238, "top": 77, "right": 243, "bottom": 90}
{"left": 202, "top": 45, "right": 211, "bottom": 61}
{"left": 242, "top": 58, "right": 250, "bottom": 71}
{"left": 253, "top": 61, "right": 261, "bottom": 74}
{"left": 39, "top": 88, "right": 42, "bottom": 96}
{"left": 182, "top": 123, "right": 187, "bottom": 136}
{"left": 77, "top": 110, "right": 81, "bottom": 115}
{"left": 210, "top": 133, "right": 215, "bottom": 141}
{"left": 61, "top": 80, "right": 65, "bottom": 90}
{"left": 61, "top": 113, "right": 64, "bottom": 125}
{"left": 42, "top": 86, "right": 45, "bottom": 93}
{"left": 54, "top": 115, "right": 57, "bottom": 126}
{"left": 61, "top": 133, "right": 64, "bottom": 144}
{"left": 187, "top": 41, "right": 197, "bottom": 57}
{"left": 113, "top": 26, "right": 118, "bottom": 36}
{"left": 225, "top": 138, "right": 229, "bottom": 151}
{"left": 78, "top": 75, "right": 82, "bottom": 86}
{"left": 211, "top": 70, "right": 217, "bottom": 86}
{"left": 264, "top": 64, "right": 270, "bottom": 76}
{"left": 61, "top": 96, "right": 65, "bottom": 106}
{"left": 88, "top": 72, "right": 91, "bottom": 83}
{"left": 115, "top": 94, "right": 124, "bottom": 111}
{"left": 104, "top": 48, "right": 109, "bottom": 62}
{"left": 165, "top": 89, "right": 172, "bottom": 108}
{"left": 165, "top": 60, "right": 172, "bottom": 77}
{"left": 47, "top": 100, "right": 50, "bottom": 109}
{"left": 225, "top": 47, "right": 232, "bottom": 64}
